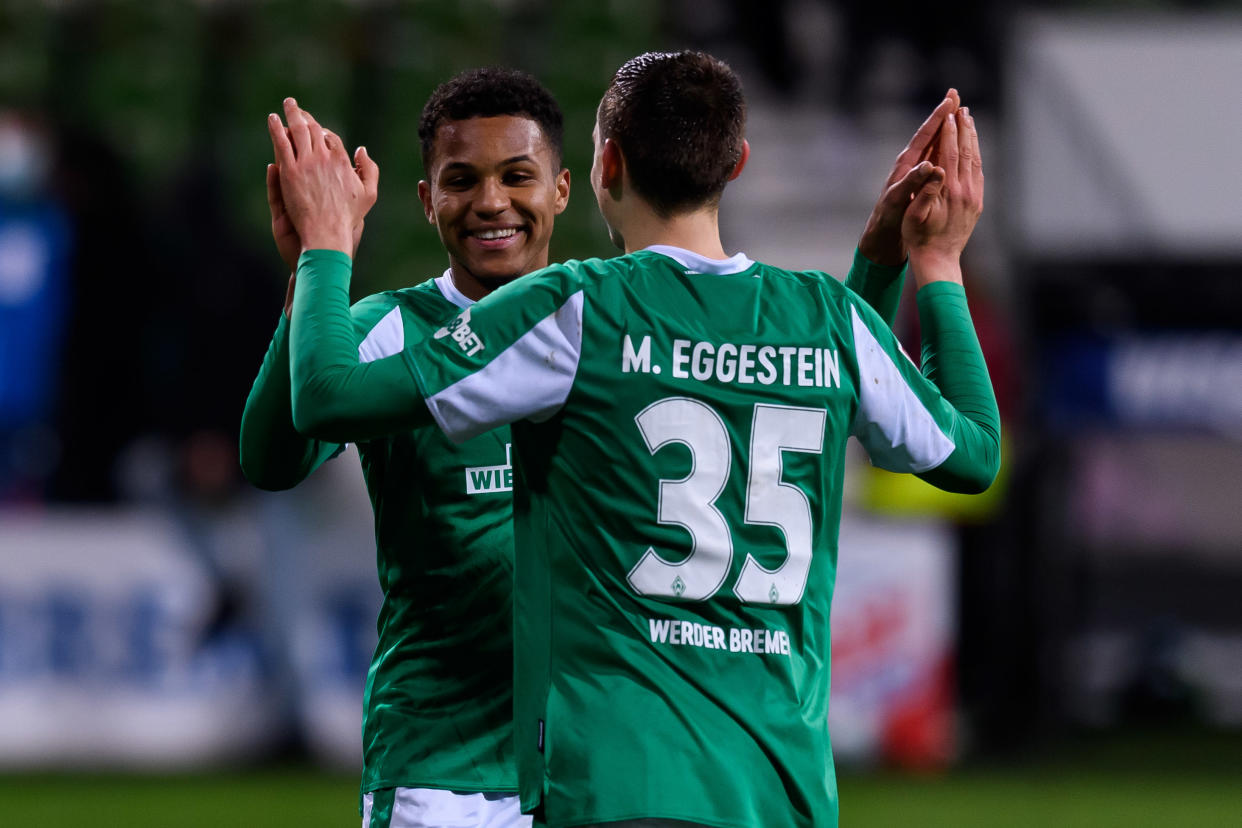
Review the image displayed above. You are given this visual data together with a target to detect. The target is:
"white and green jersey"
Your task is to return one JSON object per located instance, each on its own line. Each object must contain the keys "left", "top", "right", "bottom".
{"left": 241, "top": 274, "right": 518, "bottom": 799}
{"left": 289, "top": 247, "right": 999, "bottom": 828}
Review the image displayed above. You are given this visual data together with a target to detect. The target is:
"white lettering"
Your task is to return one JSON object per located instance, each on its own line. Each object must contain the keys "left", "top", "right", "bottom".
{"left": 779, "top": 346, "right": 797, "bottom": 385}
{"left": 672, "top": 339, "right": 691, "bottom": 378}
{"left": 692, "top": 341, "right": 715, "bottom": 381}
{"left": 756, "top": 346, "right": 777, "bottom": 385}
{"left": 798, "top": 347, "right": 814, "bottom": 386}
{"left": 716, "top": 343, "right": 738, "bottom": 383}
{"left": 649, "top": 618, "right": 671, "bottom": 643}
{"left": 622, "top": 334, "right": 652, "bottom": 373}
{"left": 823, "top": 349, "right": 840, "bottom": 388}
{"left": 738, "top": 344, "right": 756, "bottom": 384}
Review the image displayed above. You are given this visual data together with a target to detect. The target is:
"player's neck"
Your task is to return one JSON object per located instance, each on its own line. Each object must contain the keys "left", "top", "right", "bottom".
{"left": 621, "top": 205, "right": 727, "bottom": 260}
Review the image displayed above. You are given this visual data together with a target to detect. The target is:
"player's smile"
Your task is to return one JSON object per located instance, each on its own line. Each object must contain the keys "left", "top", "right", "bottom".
{"left": 419, "top": 115, "right": 569, "bottom": 298}
{"left": 466, "top": 224, "right": 525, "bottom": 250}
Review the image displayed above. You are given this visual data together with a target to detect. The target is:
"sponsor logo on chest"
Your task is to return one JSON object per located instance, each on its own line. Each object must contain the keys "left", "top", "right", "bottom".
{"left": 465, "top": 442, "right": 512, "bottom": 494}
{"left": 434, "top": 306, "right": 486, "bottom": 357}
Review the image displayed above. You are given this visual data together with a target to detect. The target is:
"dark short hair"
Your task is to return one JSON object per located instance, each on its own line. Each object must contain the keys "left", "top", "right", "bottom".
{"left": 597, "top": 51, "right": 746, "bottom": 216}
{"left": 418, "top": 67, "right": 564, "bottom": 173}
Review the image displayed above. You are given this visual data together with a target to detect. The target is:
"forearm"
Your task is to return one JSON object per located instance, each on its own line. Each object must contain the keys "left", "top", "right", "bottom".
{"left": 289, "top": 249, "right": 431, "bottom": 442}
{"left": 914, "top": 282, "right": 1001, "bottom": 493}
{"left": 844, "top": 247, "right": 907, "bottom": 327}
{"left": 239, "top": 314, "right": 340, "bottom": 490}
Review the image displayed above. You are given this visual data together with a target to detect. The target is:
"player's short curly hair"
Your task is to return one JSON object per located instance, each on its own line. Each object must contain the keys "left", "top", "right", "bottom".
{"left": 419, "top": 67, "right": 564, "bottom": 173}
{"left": 597, "top": 50, "right": 746, "bottom": 217}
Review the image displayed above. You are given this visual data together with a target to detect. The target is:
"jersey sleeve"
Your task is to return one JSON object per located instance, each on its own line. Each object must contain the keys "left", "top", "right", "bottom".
{"left": 241, "top": 289, "right": 416, "bottom": 488}
{"left": 288, "top": 250, "right": 431, "bottom": 443}
{"left": 404, "top": 267, "right": 584, "bottom": 443}
{"left": 848, "top": 281, "right": 1000, "bottom": 493}
{"left": 239, "top": 311, "right": 340, "bottom": 490}
{"left": 843, "top": 247, "right": 908, "bottom": 327}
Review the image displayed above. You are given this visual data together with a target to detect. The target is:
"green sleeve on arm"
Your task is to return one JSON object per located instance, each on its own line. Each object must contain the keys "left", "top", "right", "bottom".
{"left": 239, "top": 312, "right": 341, "bottom": 490}
{"left": 915, "top": 281, "right": 1002, "bottom": 493}
{"left": 844, "top": 247, "right": 907, "bottom": 327}
{"left": 289, "top": 249, "right": 431, "bottom": 443}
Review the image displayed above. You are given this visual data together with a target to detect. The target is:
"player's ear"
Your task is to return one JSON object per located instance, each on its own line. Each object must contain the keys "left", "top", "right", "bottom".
{"left": 599, "top": 138, "right": 624, "bottom": 192}
{"left": 554, "top": 168, "right": 570, "bottom": 215}
{"left": 417, "top": 180, "right": 435, "bottom": 225}
{"left": 727, "top": 139, "right": 750, "bottom": 182}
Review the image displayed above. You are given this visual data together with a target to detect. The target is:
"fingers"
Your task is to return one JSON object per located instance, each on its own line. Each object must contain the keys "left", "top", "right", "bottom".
{"left": 957, "top": 106, "right": 975, "bottom": 182}
{"left": 283, "top": 97, "right": 313, "bottom": 159}
{"left": 321, "top": 127, "right": 351, "bottom": 167}
{"left": 908, "top": 167, "right": 946, "bottom": 225}
{"left": 959, "top": 106, "right": 984, "bottom": 200}
{"left": 898, "top": 89, "right": 959, "bottom": 171}
{"left": 266, "top": 163, "right": 284, "bottom": 219}
{"left": 887, "top": 160, "right": 937, "bottom": 209}
{"left": 355, "top": 146, "right": 379, "bottom": 204}
{"left": 939, "top": 111, "right": 959, "bottom": 191}
{"left": 268, "top": 112, "right": 295, "bottom": 167}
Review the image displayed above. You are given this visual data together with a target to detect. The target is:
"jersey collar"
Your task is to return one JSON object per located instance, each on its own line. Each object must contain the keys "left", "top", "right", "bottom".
{"left": 434, "top": 269, "right": 474, "bottom": 309}
{"left": 643, "top": 244, "right": 754, "bottom": 275}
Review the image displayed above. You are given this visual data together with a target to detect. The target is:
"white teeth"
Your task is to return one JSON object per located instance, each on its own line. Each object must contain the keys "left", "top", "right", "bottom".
{"left": 475, "top": 228, "right": 518, "bottom": 240}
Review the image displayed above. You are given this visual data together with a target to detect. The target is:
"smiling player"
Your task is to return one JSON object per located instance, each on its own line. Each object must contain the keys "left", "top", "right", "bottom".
{"left": 241, "top": 67, "right": 568, "bottom": 828}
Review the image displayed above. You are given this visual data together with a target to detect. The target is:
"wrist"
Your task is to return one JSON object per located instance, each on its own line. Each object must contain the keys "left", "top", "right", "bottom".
{"left": 858, "top": 217, "right": 906, "bottom": 267}
{"left": 299, "top": 227, "right": 353, "bottom": 257}
{"left": 908, "top": 248, "right": 962, "bottom": 287}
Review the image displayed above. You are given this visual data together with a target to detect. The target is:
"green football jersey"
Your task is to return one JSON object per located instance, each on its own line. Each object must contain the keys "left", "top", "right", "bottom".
{"left": 387, "top": 246, "right": 1000, "bottom": 828}
{"left": 241, "top": 273, "right": 518, "bottom": 796}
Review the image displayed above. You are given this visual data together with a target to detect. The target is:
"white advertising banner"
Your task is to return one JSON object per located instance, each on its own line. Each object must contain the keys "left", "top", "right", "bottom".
{"left": 0, "top": 508, "right": 280, "bottom": 768}
{"left": 830, "top": 515, "right": 957, "bottom": 768}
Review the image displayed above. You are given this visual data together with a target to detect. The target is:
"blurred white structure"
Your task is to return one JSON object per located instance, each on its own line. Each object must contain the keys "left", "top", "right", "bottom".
{"left": 1009, "top": 12, "right": 1242, "bottom": 259}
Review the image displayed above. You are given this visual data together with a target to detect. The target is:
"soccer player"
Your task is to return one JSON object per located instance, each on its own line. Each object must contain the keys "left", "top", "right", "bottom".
{"left": 241, "top": 68, "right": 570, "bottom": 828}
{"left": 268, "top": 51, "right": 994, "bottom": 827}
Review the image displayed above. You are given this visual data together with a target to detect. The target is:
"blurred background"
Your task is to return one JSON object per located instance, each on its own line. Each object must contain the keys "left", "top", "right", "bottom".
{"left": 1, "top": 0, "right": 1240, "bottom": 825}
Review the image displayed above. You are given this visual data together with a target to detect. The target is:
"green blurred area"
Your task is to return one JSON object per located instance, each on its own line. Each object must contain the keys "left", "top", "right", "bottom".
{"left": 1, "top": 727, "right": 1239, "bottom": 827}
{"left": 0, "top": 0, "right": 665, "bottom": 296}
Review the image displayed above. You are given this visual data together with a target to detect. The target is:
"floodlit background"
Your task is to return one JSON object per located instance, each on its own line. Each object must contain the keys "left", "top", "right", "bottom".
{"left": 1, "top": 1, "right": 1240, "bottom": 825}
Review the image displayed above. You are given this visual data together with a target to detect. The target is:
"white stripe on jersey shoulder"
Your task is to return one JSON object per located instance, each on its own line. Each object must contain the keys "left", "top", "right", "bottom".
{"left": 357, "top": 306, "right": 404, "bottom": 364}
{"left": 426, "top": 290, "right": 585, "bottom": 443}
{"left": 850, "top": 304, "right": 955, "bottom": 473}
{"left": 644, "top": 244, "right": 754, "bottom": 275}
{"left": 433, "top": 269, "right": 474, "bottom": 310}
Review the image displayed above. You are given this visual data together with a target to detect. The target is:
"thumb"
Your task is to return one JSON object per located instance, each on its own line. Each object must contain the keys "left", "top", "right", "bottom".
{"left": 355, "top": 146, "right": 379, "bottom": 200}
{"left": 908, "top": 167, "right": 945, "bottom": 223}
{"left": 892, "top": 160, "right": 937, "bottom": 205}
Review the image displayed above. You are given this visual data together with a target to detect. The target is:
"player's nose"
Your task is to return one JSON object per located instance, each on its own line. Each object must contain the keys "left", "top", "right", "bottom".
{"left": 474, "top": 176, "right": 510, "bottom": 215}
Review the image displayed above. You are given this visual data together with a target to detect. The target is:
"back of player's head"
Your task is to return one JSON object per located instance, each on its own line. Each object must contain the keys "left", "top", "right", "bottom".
{"left": 597, "top": 50, "right": 746, "bottom": 217}
{"left": 419, "top": 67, "right": 564, "bottom": 172}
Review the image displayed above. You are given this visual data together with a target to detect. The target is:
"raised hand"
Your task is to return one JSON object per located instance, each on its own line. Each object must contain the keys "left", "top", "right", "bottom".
{"left": 902, "top": 105, "right": 984, "bottom": 286}
{"left": 267, "top": 97, "right": 378, "bottom": 256}
{"left": 267, "top": 161, "right": 301, "bottom": 274}
{"left": 858, "top": 90, "right": 960, "bottom": 266}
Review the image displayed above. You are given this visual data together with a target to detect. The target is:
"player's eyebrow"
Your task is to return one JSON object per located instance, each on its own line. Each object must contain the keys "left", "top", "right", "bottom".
{"left": 440, "top": 154, "right": 537, "bottom": 173}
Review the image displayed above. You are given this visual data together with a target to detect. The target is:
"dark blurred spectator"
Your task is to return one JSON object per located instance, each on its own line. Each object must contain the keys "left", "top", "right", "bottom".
{"left": 0, "top": 110, "right": 72, "bottom": 503}
{"left": 47, "top": 124, "right": 160, "bottom": 502}
{"left": 146, "top": 153, "right": 285, "bottom": 506}
{"left": 834, "top": 0, "right": 1001, "bottom": 114}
